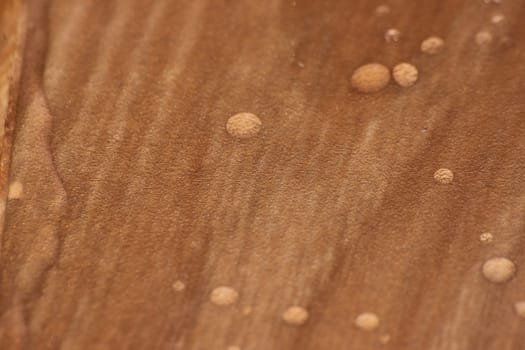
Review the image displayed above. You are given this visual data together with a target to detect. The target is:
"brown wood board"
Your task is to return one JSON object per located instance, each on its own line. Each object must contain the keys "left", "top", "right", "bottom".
{"left": 1, "top": 1, "right": 525, "bottom": 349}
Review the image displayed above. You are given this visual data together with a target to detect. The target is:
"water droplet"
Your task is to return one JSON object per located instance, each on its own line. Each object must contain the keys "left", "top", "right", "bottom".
{"left": 227, "top": 346, "right": 241, "bottom": 350}
{"left": 282, "top": 306, "right": 309, "bottom": 325}
{"left": 172, "top": 280, "right": 186, "bottom": 292}
{"left": 379, "top": 334, "right": 391, "bottom": 344}
{"left": 498, "top": 35, "right": 514, "bottom": 49}
{"left": 375, "top": 5, "right": 391, "bottom": 16}
{"left": 355, "top": 312, "right": 380, "bottom": 331}
{"left": 476, "top": 30, "right": 493, "bottom": 45}
{"left": 482, "top": 257, "right": 516, "bottom": 283}
{"left": 433, "top": 168, "right": 454, "bottom": 184}
{"left": 7, "top": 181, "right": 23, "bottom": 200}
{"left": 242, "top": 306, "right": 253, "bottom": 315}
{"left": 421, "top": 36, "right": 445, "bottom": 55}
{"left": 385, "top": 28, "right": 401, "bottom": 43}
{"left": 210, "top": 286, "right": 239, "bottom": 306}
{"left": 351, "top": 63, "right": 390, "bottom": 93}
{"left": 226, "top": 113, "right": 262, "bottom": 139}
{"left": 479, "top": 233, "right": 494, "bottom": 244}
{"left": 491, "top": 14, "right": 505, "bottom": 24}
{"left": 297, "top": 61, "right": 305, "bottom": 68}
{"left": 393, "top": 63, "right": 418, "bottom": 87}
{"left": 514, "top": 301, "right": 525, "bottom": 318}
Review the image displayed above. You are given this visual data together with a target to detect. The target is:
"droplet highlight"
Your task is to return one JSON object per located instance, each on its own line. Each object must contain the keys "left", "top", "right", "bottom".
{"left": 226, "top": 113, "right": 262, "bottom": 139}
{"left": 351, "top": 63, "right": 390, "bottom": 93}
{"left": 482, "top": 257, "right": 516, "bottom": 283}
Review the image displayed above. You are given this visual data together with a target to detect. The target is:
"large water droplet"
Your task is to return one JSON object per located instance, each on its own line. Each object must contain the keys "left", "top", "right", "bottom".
{"left": 355, "top": 312, "right": 380, "bottom": 331}
{"left": 393, "top": 63, "right": 418, "bottom": 87}
{"left": 482, "top": 257, "right": 516, "bottom": 283}
{"left": 210, "top": 286, "right": 239, "bottom": 305}
{"left": 282, "top": 306, "right": 309, "bottom": 325}
{"left": 226, "top": 113, "right": 262, "bottom": 139}
{"left": 351, "top": 63, "right": 390, "bottom": 93}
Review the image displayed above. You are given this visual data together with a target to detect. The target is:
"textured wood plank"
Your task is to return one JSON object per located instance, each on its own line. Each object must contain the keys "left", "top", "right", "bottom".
{"left": 1, "top": 0, "right": 525, "bottom": 349}
{"left": 0, "top": 0, "right": 25, "bottom": 250}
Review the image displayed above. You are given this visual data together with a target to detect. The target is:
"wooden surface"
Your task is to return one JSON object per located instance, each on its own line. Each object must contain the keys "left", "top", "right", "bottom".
{"left": 0, "top": 0, "right": 24, "bottom": 255}
{"left": 1, "top": 0, "right": 525, "bottom": 349}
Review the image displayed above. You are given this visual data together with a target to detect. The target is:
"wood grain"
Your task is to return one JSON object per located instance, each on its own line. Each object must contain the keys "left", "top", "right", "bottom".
{"left": 0, "top": 0, "right": 24, "bottom": 254}
{"left": 1, "top": 0, "right": 525, "bottom": 349}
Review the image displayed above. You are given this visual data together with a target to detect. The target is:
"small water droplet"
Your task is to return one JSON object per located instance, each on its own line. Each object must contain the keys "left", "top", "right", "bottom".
{"left": 379, "top": 334, "right": 391, "bottom": 344}
{"left": 8, "top": 181, "right": 23, "bottom": 200}
{"left": 210, "top": 286, "right": 239, "bottom": 306}
{"left": 421, "top": 36, "right": 445, "bottom": 55}
{"left": 393, "top": 63, "right": 418, "bottom": 87}
{"left": 385, "top": 28, "right": 401, "bottom": 43}
{"left": 498, "top": 35, "right": 514, "bottom": 49}
{"left": 282, "top": 306, "right": 309, "bottom": 325}
{"left": 172, "top": 280, "right": 186, "bottom": 292}
{"left": 226, "top": 113, "right": 262, "bottom": 139}
{"left": 351, "top": 63, "right": 390, "bottom": 93}
{"left": 375, "top": 5, "right": 391, "bottom": 16}
{"left": 434, "top": 168, "right": 454, "bottom": 184}
{"left": 476, "top": 30, "right": 493, "bottom": 45}
{"left": 491, "top": 14, "right": 505, "bottom": 24}
{"left": 482, "top": 257, "right": 516, "bottom": 283}
{"left": 515, "top": 301, "right": 525, "bottom": 318}
{"left": 479, "top": 233, "right": 494, "bottom": 244}
{"left": 227, "top": 346, "right": 241, "bottom": 350}
{"left": 297, "top": 61, "right": 305, "bottom": 68}
{"left": 242, "top": 306, "right": 253, "bottom": 315}
{"left": 355, "top": 312, "right": 380, "bottom": 331}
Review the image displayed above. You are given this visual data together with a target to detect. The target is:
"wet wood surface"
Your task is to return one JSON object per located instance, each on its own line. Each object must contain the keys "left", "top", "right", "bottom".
{"left": 1, "top": 0, "right": 525, "bottom": 349}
